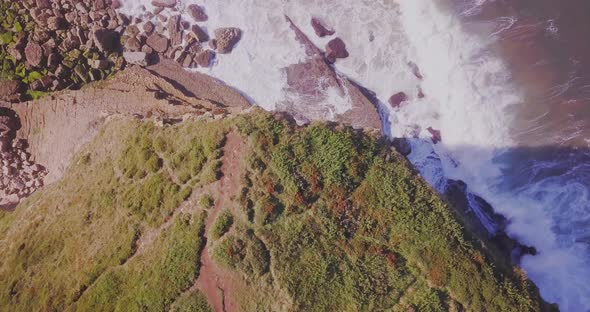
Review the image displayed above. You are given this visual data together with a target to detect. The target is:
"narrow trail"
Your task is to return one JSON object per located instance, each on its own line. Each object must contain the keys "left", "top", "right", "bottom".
{"left": 192, "top": 130, "right": 247, "bottom": 312}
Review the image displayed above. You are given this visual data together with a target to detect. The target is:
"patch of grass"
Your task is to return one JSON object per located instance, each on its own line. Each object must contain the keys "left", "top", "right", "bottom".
{"left": 210, "top": 210, "right": 234, "bottom": 240}
{"left": 170, "top": 290, "right": 212, "bottom": 312}
{"left": 199, "top": 194, "right": 215, "bottom": 209}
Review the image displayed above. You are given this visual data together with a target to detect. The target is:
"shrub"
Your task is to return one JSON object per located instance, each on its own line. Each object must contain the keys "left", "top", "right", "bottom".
{"left": 210, "top": 210, "right": 234, "bottom": 240}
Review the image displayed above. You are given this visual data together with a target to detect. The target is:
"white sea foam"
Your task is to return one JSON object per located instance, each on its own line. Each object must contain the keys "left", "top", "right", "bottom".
{"left": 120, "top": 0, "right": 590, "bottom": 310}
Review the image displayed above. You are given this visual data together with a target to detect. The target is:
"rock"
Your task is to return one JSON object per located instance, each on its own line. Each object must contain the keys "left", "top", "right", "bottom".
{"left": 143, "top": 21, "right": 155, "bottom": 34}
{"left": 146, "top": 34, "right": 169, "bottom": 53}
{"left": 92, "top": 28, "right": 119, "bottom": 52}
{"left": 0, "top": 80, "right": 23, "bottom": 102}
{"left": 35, "top": 0, "right": 51, "bottom": 9}
{"left": 194, "top": 50, "right": 215, "bottom": 67}
{"left": 427, "top": 127, "right": 442, "bottom": 144}
{"left": 388, "top": 92, "right": 407, "bottom": 108}
{"left": 325, "top": 38, "right": 348, "bottom": 62}
{"left": 47, "top": 53, "right": 60, "bottom": 68}
{"left": 168, "top": 15, "right": 182, "bottom": 46}
{"left": 188, "top": 4, "right": 208, "bottom": 22}
{"left": 111, "top": 0, "right": 122, "bottom": 9}
{"left": 209, "top": 39, "right": 217, "bottom": 50}
{"left": 141, "top": 45, "right": 154, "bottom": 54}
{"left": 151, "top": 0, "right": 176, "bottom": 8}
{"left": 392, "top": 138, "right": 412, "bottom": 156}
{"left": 214, "top": 28, "right": 242, "bottom": 54}
{"left": 417, "top": 87, "right": 425, "bottom": 99}
{"left": 25, "top": 41, "right": 44, "bottom": 67}
{"left": 123, "top": 52, "right": 149, "bottom": 66}
{"left": 90, "top": 59, "right": 109, "bottom": 70}
{"left": 47, "top": 16, "right": 66, "bottom": 30}
{"left": 190, "top": 24, "right": 209, "bottom": 42}
{"left": 408, "top": 61, "right": 423, "bottom": 79}
{"left": 311, "top": 18, "right": 335, "bottom": 37}
{"left": 125, "top": 37, "right": 142, "bottom": 51}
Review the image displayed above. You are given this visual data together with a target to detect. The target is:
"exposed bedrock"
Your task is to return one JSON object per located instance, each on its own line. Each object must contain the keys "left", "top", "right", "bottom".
{"left": 280, "top": 16, "right": 382, "bottom": 131}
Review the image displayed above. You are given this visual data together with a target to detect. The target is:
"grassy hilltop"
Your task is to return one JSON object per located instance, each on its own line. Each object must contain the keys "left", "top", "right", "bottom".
{"left": 0, "top": 110, "right": 547, "bottom": 311}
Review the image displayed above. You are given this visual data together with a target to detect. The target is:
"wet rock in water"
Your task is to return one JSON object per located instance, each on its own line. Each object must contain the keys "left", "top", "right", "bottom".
{"left": 25, "top": 41, "right": 44, "bottom": 67}
{"left": 194, "top": 50, "right": 215, "bottom": 67}
{"left": 214, "top": 28, "right": 242, "bottom": 54}
{"left": 188, "top": 4, "right": 208, "bottom": 22}
{"left": 0, "top": 80, "right": 24, "bottom": 103}
{"left": 427, "top": 127, "right": 442, "bottom": 144}
{"left": 152, "top": 0, "right": 176, "bottom": 8}
{"left": 92, "top": 28, "right": 119, "bottom": 52}
{"left": 408, "top": 61, "right": 423, "bottom": 79}
{"left": 311, "top": 18, "right": 335, "bottom": 37}
{"left": 388, "top": 92, "right": 407, "bottom": 108}
{"left": 325, "top": 38, "right": 348, "bottom": 63}
{"left": 392, "top": 138, "right": 412, "bottom": 156}
{"left": 190, "top": 24, "right": 209, "bottom": 43}
{"left": 123, "top": 52, "right": 149, "bottom": 67}
{"left": 146, "top": 34, "right": 169, "bottom": 53}
{"left": 417, "top": 87, "right": 425, "bottom": 99}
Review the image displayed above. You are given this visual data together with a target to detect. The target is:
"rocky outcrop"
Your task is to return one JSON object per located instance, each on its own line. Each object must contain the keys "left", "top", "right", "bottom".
{"left": 0, "top": 65, "right": 245, "bottom": 187}
{"left": 280, "top": 16, "right": 381, "bottom": 130}
{"left": 0, "top": 108, "right": 46, "bottom": 210}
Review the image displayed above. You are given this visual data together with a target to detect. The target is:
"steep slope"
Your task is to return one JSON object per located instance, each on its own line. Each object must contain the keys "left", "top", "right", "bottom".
{"left": 0, "top": 110, "right": 549, "bottom": 311}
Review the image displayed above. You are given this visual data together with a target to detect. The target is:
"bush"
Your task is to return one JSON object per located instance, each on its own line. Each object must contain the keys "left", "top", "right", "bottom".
{"left": 210, "top": 210, "right": 234, "bottom": 240}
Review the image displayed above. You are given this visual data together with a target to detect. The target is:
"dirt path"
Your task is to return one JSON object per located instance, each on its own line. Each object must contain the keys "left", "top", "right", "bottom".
{"left": 194, "top": 130, "right": 247, "bottom": 312}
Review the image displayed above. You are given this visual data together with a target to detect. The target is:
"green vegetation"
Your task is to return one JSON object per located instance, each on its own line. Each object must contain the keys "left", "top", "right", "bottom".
{"left": 0, "top": 111, "right": 550, "bottom": 311}
{"left": 0, "top": 118, "right": 227, "bottom": 311}
{"left": 199, "top": 194, "right": 215, "bottom": 209}
{"left": 210, "top": 210, "right": 234, "bottom": 239}
{"left": 169, "top": 291, "right": 212, "bottom": 312}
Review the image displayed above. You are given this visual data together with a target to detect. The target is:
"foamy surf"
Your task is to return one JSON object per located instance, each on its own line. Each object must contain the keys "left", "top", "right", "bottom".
{"left": 120, "top": 0, "right": 590, "bottom": 310}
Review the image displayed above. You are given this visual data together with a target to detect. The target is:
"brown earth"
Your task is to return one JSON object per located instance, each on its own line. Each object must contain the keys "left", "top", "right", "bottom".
{"left": 190, "top": 130, "right": 247, "bottom": 312}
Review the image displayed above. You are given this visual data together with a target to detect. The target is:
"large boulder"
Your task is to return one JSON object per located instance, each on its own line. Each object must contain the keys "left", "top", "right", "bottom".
{"left": 325, "top": 38, "right": 348, "bottom": 63}
{"left": 188, "top": 4, "right": 208, "bottom": 22}
{"left": 25, "top": 41, "right": 43, "bottom": 67}
{"left": 123, "top": 52, "right": 150, "bottom": 67}
{"left": 427, "top": 127, "right": 442, "bottom": 144}
{"left": 214, "top": 28, "right": 242, "bottom": 54}
{"left": 388, "top": 92, "right": 407, "bottom": 108}
{"left": 168, "top": 15, "right": 182, "bottom": 46}
{"left": 92, "top": 28, "right": 119, "bottom": 52}
{"left": 146, "top": 34, "right": 169, "bottom": 53}
{"left": 0, "top": 80, "right": 23, "bottom": 103}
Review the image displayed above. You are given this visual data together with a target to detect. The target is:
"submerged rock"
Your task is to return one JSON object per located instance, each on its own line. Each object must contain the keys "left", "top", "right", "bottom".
{"left": 427, "top": 127, "right": 442, "bottom": 144}
{"left": 388, "top": 92, "right": 407, "bottom": 108}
